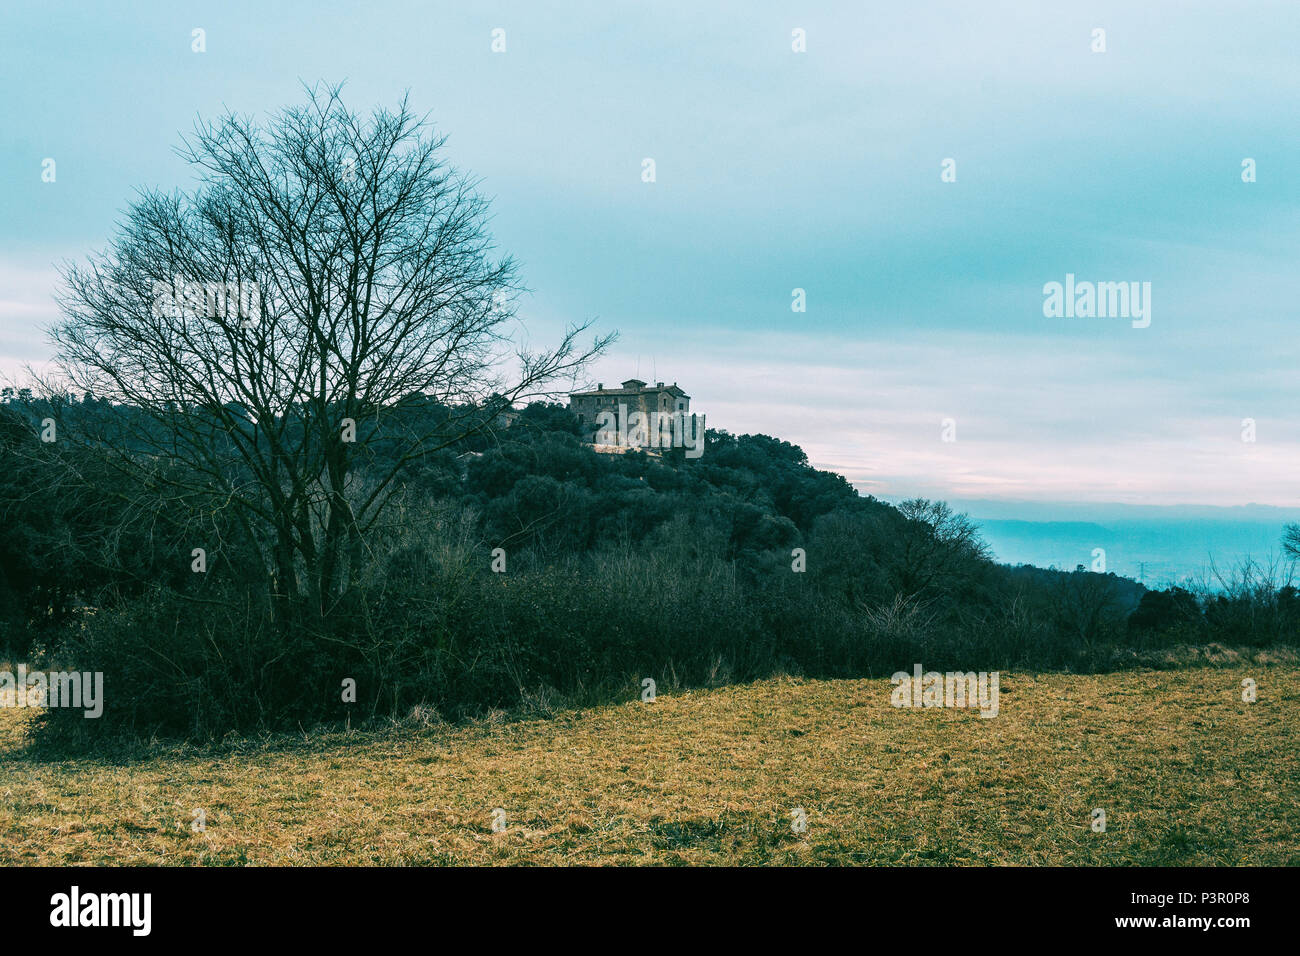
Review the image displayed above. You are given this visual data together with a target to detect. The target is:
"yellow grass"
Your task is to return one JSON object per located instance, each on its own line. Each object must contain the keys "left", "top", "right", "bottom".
{"left": 1, "top": 664, "right": 1296, "bottom": 865}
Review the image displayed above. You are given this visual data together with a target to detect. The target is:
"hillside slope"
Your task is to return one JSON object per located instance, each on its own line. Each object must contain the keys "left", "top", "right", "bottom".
{"left": 2, "top": 663, "right": 1297, "bottom": 865}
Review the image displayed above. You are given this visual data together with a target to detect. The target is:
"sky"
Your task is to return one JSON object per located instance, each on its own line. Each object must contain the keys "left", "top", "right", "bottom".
{"left": 2, "top": 1, "right": 1299, "bottom": 573}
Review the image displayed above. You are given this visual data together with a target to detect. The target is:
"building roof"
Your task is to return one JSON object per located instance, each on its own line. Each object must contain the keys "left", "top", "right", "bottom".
{"left": 570, "top": 380, "right": 689, "bottom": 399}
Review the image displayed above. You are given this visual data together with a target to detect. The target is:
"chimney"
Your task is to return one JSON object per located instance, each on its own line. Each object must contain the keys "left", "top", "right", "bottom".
{"left": 656, "top": 381, "right": 663, "bottom": 388}
{"left": 597, "top": 382, "right": 603, "bottom": 390}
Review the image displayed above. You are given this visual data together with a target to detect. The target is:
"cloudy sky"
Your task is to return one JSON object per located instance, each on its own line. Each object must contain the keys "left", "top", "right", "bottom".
{"left": 3, "top": 0, "right": 1298, "bottom": 519}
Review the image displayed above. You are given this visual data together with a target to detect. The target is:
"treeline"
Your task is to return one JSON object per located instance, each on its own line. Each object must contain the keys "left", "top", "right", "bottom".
{"left": 0, "top": 394, "right": 1295, "bottom": 744}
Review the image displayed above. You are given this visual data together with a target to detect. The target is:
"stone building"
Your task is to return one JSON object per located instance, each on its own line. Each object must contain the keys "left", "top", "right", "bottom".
{"left": 568, "top": 379, "right": 690, "bottom": 430}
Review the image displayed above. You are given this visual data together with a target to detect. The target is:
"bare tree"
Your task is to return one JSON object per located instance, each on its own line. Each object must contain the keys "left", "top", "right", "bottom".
{"left": 1283, "top": 524, "right": 1300, "bottom": 561}
{"left": 47, "top": 85, "right": 610, "bottom": 621}
{"left": 889, "top": 498, "right": 992, "bottom": 601}
{"left": 1051, "top": 568, "right": 1123, "bottom": 650}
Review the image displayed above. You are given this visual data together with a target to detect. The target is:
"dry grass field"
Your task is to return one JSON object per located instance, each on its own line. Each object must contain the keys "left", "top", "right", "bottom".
{"left": 2, "top": 662, "right": 1297, "bottom": 865}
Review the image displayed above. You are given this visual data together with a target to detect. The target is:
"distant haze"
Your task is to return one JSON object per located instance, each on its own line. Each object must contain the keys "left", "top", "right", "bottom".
{"left": 933, "top": 499, "right": 1294, "bottom": 588}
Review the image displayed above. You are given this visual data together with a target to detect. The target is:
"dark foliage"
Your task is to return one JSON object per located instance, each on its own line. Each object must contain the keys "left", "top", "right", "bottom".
{"left": 2, "top": 394, "right": 1295, "bottom": 744}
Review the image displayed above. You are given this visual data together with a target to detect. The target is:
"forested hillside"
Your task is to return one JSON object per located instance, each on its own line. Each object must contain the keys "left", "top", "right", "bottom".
{"left": 1, "top": 394, "right": 1294, "bottom": 743}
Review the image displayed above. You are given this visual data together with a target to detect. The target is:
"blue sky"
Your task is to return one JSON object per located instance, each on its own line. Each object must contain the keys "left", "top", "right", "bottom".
{"left": 3, "top": 1, "right": 1299, "bottom": 529}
